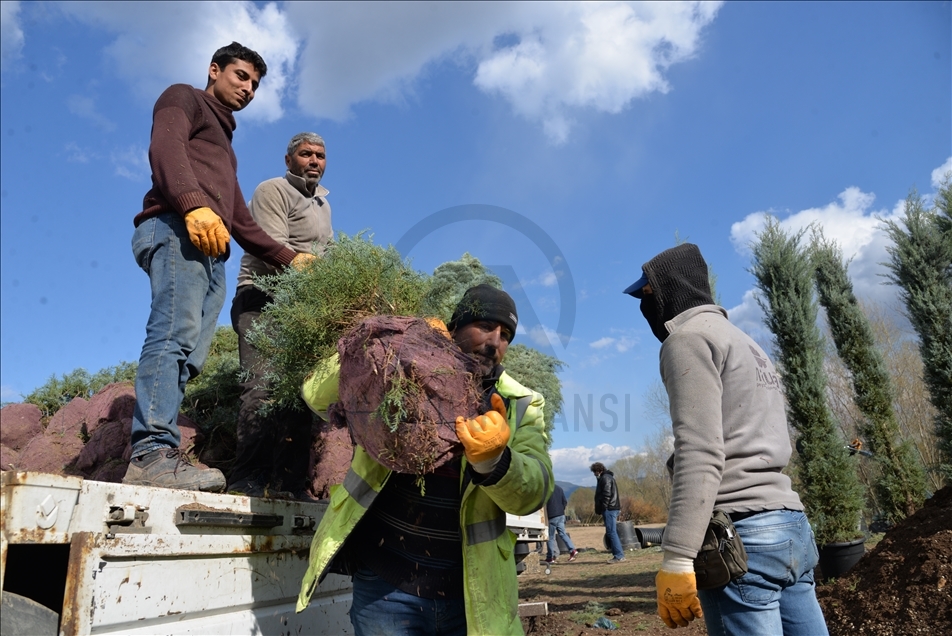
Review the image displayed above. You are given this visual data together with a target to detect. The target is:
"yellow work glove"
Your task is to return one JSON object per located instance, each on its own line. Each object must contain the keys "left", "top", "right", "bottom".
{"left": 290, "top": 252, "right": 316, "bottom": 270}
{"left": 455, "top": 393, "right": 509, "bottom": 473}
{"left": 656, "top": 568, "right": 703, "bottom": 628}
{"left": 425, "top": 317, "right": 451, "bottom": 340}
{"left": 184, "top": 207, "right": 230, "bottom": 257}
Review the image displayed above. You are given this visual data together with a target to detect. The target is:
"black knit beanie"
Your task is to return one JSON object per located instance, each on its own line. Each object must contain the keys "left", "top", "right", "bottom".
{"left": 447, "top": 284, "right": 518, "bottom": 340}
{"left": 637, "top": 243, "right": 714, "bottom": 342}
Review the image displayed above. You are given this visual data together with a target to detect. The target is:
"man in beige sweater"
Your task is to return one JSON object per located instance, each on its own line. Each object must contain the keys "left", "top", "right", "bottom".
{"left": 228, "top": 132, "right": 333, "bottom": 497}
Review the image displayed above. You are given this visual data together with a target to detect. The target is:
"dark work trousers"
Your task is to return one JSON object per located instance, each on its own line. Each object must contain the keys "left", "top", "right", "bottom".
{"left": 230, "top": 285, "right": 313, "bottom": 492}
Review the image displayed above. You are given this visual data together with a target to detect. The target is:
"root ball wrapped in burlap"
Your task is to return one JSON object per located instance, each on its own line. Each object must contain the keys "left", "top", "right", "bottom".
{"left": 337, "top": 315, "right": 481, "bottom": 474}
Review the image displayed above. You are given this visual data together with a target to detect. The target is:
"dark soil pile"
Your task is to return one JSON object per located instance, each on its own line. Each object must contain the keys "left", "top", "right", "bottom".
{"left": 337, "top": 315, "right": 481, "bottom": 474}
{"left": 816, "top": 485, "right": 952, "bottom": 635}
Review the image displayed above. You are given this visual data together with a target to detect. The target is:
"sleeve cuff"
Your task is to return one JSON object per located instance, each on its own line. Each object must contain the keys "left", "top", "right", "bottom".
{"left": 661, "top": 551, "right": 696, "bottom": 573}
{"left": 174, "top": 191, "right": 208, "bottom": 216}
{"left": 468, "top": 447, "right": 512, "bottom": 487}
{"left": 274, "top": 247, "right": 296, "bottom": 266}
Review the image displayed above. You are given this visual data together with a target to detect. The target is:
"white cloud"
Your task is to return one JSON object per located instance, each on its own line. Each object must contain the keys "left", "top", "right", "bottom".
{"left": 538, "top": 271, "right": 558, "bottom": 287}
{"left": 58, "top": 1, "right": 298, "bottom": 122}
{"left": 64, "top": 142, "right": 96, "bottom": 164}
{"left": 589, "top": 335, "right": 635, "bottom": 352}
{"left": 16, "top": 2, "right": 721, "bottom": 138}
{"left": 524, "top": 323, "right": 566, "bottom": 350}
{"left": 474, "top": 2, "right": 722, "bottom": 142}
{"left": 932, "top": 156, "right": 952, "bottom": 189}
{"left": 111, "top": 145, "right": 149, "bottom": 181}
{"left": 723, "top": 157, "right": 951, "bottom": 345}
{"left": 730, "top": 186, "right": 906, "bottom": 311}
{"left": 287, "top": 1, "right": 722, "bottom": 141}
{"left": 67, "top": 94, "right": 116, "bottom": 132}
{"left": 286, "top": 2, "right": 529, "bottom": 120}
{"left": 1, "top": 0, "right": 24, "bottom": 71}
{"left": 550, "top": 443, "right": 637, "bottom": 486}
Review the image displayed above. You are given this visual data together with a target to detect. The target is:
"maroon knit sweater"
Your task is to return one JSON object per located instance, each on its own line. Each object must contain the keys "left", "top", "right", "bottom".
{"left": 134, "top": 84, "right": 295, "bottom": 267}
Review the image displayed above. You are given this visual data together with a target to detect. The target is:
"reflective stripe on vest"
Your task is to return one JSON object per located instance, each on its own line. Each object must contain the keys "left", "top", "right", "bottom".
{"left": 532, "top": 455, "right": 550, "bottom": 513}
{"left": 515, "top": 396, "right": 531, "bottom": 431}
{"left": 343, "top": 468, "right": 377, "bottom": 509}
{"left": 465, "top": 513, "right": 507, "bottom": 545}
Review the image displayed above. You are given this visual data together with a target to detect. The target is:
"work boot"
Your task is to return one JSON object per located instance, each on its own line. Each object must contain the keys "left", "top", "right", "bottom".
{"left": 122, "top": 448, "right": 226, "bottom": 492}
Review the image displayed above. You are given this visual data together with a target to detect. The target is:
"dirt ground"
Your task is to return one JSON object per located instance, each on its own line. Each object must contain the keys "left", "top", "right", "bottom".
{"left": 519, "top": 525, "right": 706, "bottom": 636}
{"left": 519, "top": 490, "right": 952, "bottom": 636}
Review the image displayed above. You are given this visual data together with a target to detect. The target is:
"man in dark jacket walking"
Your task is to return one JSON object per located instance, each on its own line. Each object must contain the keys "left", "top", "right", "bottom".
{"left": 591, "top": 462, "right": 625, "bottom": 562}
{"left": 545, "top": 484, "right": 578, "bottom": 563}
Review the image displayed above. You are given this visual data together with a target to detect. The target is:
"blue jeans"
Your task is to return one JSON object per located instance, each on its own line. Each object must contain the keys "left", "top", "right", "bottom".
{"left": 698, "top": 510, "right": 829, "bottom": 636}
{"left": 547, "top": 515, "right": 575, "bottom": 559}
{"left": 130, "top": 213, "right": 227, "bottom": 457}
{"left": 350, "top": 568, "right": 466, "bottom": 636}
{"left": 603, "top": 509, "right": 624, "bottom": 559}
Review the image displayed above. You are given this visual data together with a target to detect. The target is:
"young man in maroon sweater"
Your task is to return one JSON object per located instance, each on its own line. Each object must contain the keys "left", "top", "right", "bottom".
{"left": 123, "top": 42, "right": 314, "bottom": 492}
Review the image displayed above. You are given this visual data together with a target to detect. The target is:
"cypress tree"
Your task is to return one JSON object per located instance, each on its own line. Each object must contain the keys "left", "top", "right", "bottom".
{"left": 883, "top": 184, "right": 952, "bottom": 480}
{"left": 750, "top": 218, "right": 864, "bottom": 545}
{"left": 811, "top": 231, "right": 927, "bottom": 521}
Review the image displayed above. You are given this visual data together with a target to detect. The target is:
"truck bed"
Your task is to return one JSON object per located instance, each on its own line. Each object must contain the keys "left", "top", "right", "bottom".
{"left": 0, "top": 471, "right": 352, "bottom": 635}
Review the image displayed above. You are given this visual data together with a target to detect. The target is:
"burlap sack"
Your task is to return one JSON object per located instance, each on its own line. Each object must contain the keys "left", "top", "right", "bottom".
{"left": 337, "top": 315, "right": 481, "bottom": 474}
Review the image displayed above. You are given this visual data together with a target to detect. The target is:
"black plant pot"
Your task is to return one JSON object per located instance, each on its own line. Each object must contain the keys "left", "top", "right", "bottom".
{"left": 817, "top": 537, "right": 865, "bottom": 578}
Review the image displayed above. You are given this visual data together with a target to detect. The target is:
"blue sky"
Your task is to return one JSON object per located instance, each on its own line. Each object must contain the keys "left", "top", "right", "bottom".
{"left": 1, "top": 1, "right": 949, "bottom": 486}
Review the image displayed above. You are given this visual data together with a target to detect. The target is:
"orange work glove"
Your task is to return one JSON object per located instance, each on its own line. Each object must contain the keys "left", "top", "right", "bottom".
{"left": 425, "top": 317, "right": 451, "bottom": 340}
{"left": 455, "top": 393, "right": 510, "bottom": 473}
{"left": 656, "top": 569, "right": 703, "bottom": 628}
{"left": 184, "top": 207, "right": 230, "bottom": 257}
{"left": 290, "top": 252, "right": 316, "bottom": 270}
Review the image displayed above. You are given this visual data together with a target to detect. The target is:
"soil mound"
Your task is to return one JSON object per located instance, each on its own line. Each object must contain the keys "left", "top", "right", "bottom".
{"left": 0, "top": 387, "right": 205, "bottom": 482}
{"left": 337, "top": 315, "right": 480, "bottom": 474}
{"left": 816, "top": 485, "right": 952, "bottom": 635}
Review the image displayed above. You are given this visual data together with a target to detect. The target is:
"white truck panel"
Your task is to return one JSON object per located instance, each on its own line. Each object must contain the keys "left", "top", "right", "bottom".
{"left": 0, "top": 472, "right": 352, "bottom": 636}
{"left": 506, "top": 510, "right": 547, "bottom": 542}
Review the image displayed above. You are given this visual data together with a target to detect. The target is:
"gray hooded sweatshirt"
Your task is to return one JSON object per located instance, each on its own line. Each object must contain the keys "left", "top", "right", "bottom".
{"left": 638, "top": 244, "right": 803, "bottom": 559}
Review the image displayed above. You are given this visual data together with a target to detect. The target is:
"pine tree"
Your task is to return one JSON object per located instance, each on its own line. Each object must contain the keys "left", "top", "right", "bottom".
{"left": 883, "top": 183, "right": 952, "bottom": 481}
{"left": 811, "top": 231, "right": 926, "bottom": 521}
{"left": 750, "top": 217, "right": 865, "bottom": 545}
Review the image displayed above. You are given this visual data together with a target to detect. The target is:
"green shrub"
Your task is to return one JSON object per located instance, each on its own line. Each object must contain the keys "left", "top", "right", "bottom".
{"left": 181, "top": 327, "right": 242, "bottom": 446}
{"left": 247, "top": 232, "right": 431, "bottom": 411}
{"left": 25, "top": 362, "right": 138, "bottom": 419}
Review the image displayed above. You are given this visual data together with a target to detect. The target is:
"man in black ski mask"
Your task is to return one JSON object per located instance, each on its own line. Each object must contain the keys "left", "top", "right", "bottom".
{"left": 623, "top": 244, "right": 827, "bottom": 636}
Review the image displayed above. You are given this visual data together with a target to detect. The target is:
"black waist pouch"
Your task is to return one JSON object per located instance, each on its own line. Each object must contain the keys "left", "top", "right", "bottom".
{"left": 693, "top": 509, "right": 749, "bottom": 590}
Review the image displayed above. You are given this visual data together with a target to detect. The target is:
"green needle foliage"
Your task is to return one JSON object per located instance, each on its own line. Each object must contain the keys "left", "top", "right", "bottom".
{"left": 25, "top": 362, "right": 138, "bottom": 420}
{"left": 421, "top": 252, "right": 503, "bottom": 322}
{"left": 883, "top": 183, "right": 952, "bottom": 481}
{"left": 247, "top": 232, "right": 431, "bottom": 410}
{"left": 246, "top": 234, "right": 565, "bottom": 449}
{"left": 811, "top": 230, "right": 926, "bottom": 521}
{"left": 181, "top": 327, "right": 242, "bottom": 442}
{"left": 750, "top": 217, "right": 864, "bottom": 545}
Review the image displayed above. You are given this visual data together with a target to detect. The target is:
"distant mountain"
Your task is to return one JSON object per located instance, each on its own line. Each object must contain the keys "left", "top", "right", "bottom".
{"left": 556, "top": 480, "right": 583, "bottom": 499}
